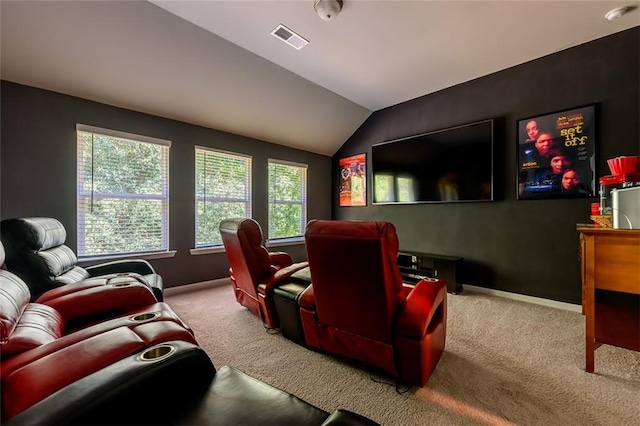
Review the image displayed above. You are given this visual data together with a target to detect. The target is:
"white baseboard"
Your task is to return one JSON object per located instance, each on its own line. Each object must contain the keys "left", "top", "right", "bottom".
{"left": 166, "top": 279, "right": 582, "bottom": 313}
{"left": 164, "top": 278, "right": 229, "bottom": 296}
{"left": 461, "top": 284, "right": 582, "bottom": 313}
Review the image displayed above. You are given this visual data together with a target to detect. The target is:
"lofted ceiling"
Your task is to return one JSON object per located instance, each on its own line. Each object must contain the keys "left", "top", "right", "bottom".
{"left": 1, "top": 1, "right": 638, "bottom": 156}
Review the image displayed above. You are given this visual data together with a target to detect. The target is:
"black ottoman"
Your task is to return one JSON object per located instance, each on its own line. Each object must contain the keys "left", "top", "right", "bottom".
{"left": 274, "top": 267, "right": 312, "bottom": 346}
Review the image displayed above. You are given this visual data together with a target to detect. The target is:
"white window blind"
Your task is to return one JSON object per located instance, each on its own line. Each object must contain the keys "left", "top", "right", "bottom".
{"left": 195, "top": 147, "right": 252, "bottom": 247}
{"left": 76, "top": 124, "right": 170, "bottom": 257}
{"left": 268, "top": 159, "right": 307, "bottom": 240}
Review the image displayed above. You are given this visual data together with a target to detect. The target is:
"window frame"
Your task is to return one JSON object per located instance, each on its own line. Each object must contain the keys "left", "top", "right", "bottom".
{"left": 193, "top": 146, "right": 252, "bottom": 250}
{"left": 76, "top": 124, "right": 171, "bottom": 260}
{"left": 267, "top": 158, "right": 308, "bottom": 242}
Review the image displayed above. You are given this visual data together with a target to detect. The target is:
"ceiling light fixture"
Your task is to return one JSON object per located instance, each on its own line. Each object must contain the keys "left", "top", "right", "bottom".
{"left": 314, "top": 0, "right": 343, "bottom": 21}
{"left": 605, "top": 6, "right": 628, "bottom": 21}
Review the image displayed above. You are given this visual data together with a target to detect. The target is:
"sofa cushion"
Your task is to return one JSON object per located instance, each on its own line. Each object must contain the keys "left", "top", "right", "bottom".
{"left": 52, "top": 265, "right": 91, "bottom": 285}
{"left": 38, "top": 245, "right": 83, "bottom": 279}
{"left": 1, "top": 303, "right": 64, "bottom": 357}
{"left": 176, "top": 365, "right": 330, "bottom": 425}
{"left": 2, "top": 218, "right": 67, "bottom": 251}
{"left": 1, "top": 265, "right": 66, "bottom": 357}
{"left": 0, "top": 270, "right": 31, "bottom": 342}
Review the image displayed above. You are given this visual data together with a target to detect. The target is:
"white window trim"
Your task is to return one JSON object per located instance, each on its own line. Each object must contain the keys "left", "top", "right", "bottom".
{"left": 265, "top": 237, "right": 305, "bottom": 247}
{"left": 78, "top": 250, "right": 177, "bottom": 264}
{"left": 190, "top": 246, "right": 226, "bottom": 256}
{"left": 76, "top": 124, "right": 171, "bottom": 147}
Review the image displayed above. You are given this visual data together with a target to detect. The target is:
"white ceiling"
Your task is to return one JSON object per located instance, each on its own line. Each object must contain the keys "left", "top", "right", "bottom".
{"left": 1, "top": 1, "right": 638, "bottom": 156}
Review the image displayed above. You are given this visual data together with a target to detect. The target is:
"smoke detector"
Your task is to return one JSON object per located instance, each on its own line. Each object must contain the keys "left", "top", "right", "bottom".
{"left": 314, "top": 0, "right": 343, "bottom": 21}
{"left": 605, "top": 6, "right": 628, "bottom": 21}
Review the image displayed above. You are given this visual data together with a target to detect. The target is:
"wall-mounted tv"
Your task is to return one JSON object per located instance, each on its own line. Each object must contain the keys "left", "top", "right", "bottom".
{"left": 372, "top": 119, "right": 494, "bottom": 204}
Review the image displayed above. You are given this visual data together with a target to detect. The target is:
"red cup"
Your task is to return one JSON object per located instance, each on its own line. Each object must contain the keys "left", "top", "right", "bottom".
{"left": 591, "top": 202, "right": 600, "bottom": 215}
{"left": 607, "top": 156, "right": 640, "bottom": 175}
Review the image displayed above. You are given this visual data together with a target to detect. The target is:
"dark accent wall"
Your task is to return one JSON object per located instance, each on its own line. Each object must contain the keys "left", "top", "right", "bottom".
{"left": 1, "top": 81, "right": 332, "bottom": 288}
{"left": 333, "top": 28, "right": 640, "bottom": 304}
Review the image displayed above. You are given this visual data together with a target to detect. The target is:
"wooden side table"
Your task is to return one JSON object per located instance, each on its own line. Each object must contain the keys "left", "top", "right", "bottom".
{"left": 577, "top": 226, "right": 640, "bottom": 373}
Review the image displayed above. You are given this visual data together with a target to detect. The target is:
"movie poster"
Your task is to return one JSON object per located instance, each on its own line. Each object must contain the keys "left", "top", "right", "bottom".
{"left": 517, "top": 105, "right": 596, "bottom": 200}
{"left": 339, "top": 153, "right": 366, "bottom": 207}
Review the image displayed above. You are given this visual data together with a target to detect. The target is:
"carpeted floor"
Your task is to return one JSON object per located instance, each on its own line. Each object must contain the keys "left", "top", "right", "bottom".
{"left": 165, "top": 281, "right": 640, "bottom": 426}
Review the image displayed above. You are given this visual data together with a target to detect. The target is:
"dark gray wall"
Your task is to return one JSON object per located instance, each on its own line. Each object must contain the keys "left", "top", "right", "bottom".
{"left": 334, "top": 28, "right": 640, "bottom": 304}
{"left": 1, "top": 81, "right": 332, "bottom": 288}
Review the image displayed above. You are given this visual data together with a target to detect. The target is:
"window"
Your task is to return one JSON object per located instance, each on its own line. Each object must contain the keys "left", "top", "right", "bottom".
{"left": 76, "top": 124, "right": 170, "bottom": 257}
{"left": 268, "top": 160, "right": 307, "bottom": 240}
{"left": 195, "top": 147, "right": 252, "bottom": 247}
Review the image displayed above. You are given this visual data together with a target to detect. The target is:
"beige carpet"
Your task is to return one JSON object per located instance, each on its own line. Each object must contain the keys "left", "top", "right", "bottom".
{"left": 165, "top": 281, "right": 640, "bottom": 426}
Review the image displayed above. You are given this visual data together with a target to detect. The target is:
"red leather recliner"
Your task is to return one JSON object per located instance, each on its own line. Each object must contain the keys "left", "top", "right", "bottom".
{"left": 299, "top": 220, "right": 447, "bottom": 387}
{"left": 0, "top": 242, "right": 201, "bottom": 422}
{"left": 0, "top": 239, "right": 195, "bottom": 375}
{"left": 219, "top": 218, "right": 308, "bottom": 329}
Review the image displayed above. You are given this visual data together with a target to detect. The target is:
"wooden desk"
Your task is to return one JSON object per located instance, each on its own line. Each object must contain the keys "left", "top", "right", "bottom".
{"left": 577, "top": 226, "right": 640, "bottom": 373}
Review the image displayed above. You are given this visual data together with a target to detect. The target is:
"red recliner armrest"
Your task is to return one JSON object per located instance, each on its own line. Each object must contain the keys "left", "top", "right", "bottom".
{"left": 3, "top": 341, "right": 214, "bottom": 426}
{"left": 394, "top": 278, "right": 447, "bottom": 340}
{"left": 298, "top": 283, "right": 315, "bottom": 311}
{"left": 268, "top": 252, "right": 294, "bottom": 268}
{"left": 85, "top": 259, "right": 156, "bottom": 276}
{"left": 2, "top": 327, "right": 144, "bottom": 421}
{"left": 34, "top": 278, "right": 117, "bottom": 303}
{"left": 0, "top": 303, "right": 193, "bottom": 380}
{"left": 2, "top": 322, "right": 198, "bottom": 422}
{"left": 40, "top": 281, "right": 157, "bottom": 327}
{"left": 258, "top": 261, "right": 309, "bottom": 294}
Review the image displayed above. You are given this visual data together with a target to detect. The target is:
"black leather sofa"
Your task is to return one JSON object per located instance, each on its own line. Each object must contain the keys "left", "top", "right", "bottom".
{"left": 1, "top": 217, "right": 164, "bottom": 301}
{"left": 177, "top": 364, "right": 377, "bottom": 425}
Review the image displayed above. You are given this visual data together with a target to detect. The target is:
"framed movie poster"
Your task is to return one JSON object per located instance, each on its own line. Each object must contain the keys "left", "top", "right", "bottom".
{"left": 339, "top": 153, "right": 366, "bottom": 206}
{"left": 517, "top": 105, "right": 596, "bottom": 200}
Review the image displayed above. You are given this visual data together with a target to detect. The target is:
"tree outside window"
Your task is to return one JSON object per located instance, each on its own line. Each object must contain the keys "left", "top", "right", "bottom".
{"left": 268, "top": 160, "right": 307, "bottom": 240}
{"left": 77, "top": 125, "right": 170, "bottom": 257}
{"left": 195, "top": 148, "right": 252, "bottom": 247}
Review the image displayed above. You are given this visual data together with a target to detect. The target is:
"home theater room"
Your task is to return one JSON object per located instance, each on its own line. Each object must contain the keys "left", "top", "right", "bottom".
{"left": 1, "top": 1, "right": 639, "bottom": 425}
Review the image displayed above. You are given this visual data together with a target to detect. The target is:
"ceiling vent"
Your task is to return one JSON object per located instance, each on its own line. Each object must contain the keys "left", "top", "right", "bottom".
{"left": 271, "top": 24, "right": 309, "bottom": 50}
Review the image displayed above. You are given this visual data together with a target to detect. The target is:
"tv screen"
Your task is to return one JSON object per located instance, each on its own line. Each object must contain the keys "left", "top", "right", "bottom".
{"left": 372, "top": 120, "right": 494, "bottom": 204}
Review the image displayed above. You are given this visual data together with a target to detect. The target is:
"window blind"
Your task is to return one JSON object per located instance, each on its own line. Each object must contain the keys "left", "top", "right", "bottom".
{"left": 268, "top": 159, "right": 307, "bottom": 240}
{"left": 195, "top": 147, "right": 252, "bottom": 247}
{"left": 76, "top": 124, "right": 170, "bottom": 257}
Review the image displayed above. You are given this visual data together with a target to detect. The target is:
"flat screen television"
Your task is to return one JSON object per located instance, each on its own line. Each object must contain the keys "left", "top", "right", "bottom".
{"left": 372, "top": 119, "right": 494, "bottom": 204}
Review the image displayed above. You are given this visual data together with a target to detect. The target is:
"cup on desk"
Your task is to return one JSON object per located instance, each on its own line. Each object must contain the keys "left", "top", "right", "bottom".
{"left": 591, "top": 203, "right": 600, "bottom": 216}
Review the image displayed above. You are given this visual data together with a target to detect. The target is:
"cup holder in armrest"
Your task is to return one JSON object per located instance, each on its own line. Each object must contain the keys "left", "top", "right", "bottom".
{"left": 139, "top": 344, "right": 176, "bottom": 362}
{"left": 130, "top": 312, "right": 161, "bottom": 322}
{"left": 109, "top": 276, "right": 136, "bottom": 287}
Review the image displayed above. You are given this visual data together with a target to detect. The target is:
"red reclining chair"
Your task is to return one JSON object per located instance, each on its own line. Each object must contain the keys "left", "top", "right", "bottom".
{"left": 219, "top": 218, "right": 308, "bottom": 329}
{"left": 0, "top": 242, "right": 203, "bottom": 423}
{"left": 299, "top": 220, "right": 447, "bottom": 387}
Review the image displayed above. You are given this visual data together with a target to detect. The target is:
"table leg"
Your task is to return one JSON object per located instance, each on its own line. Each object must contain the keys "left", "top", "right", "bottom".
{"left": 583, "top": 234, "right": 596, "bottom": 374}
{"left": 586, "top": 338, "right": 595, "bottom": 373}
